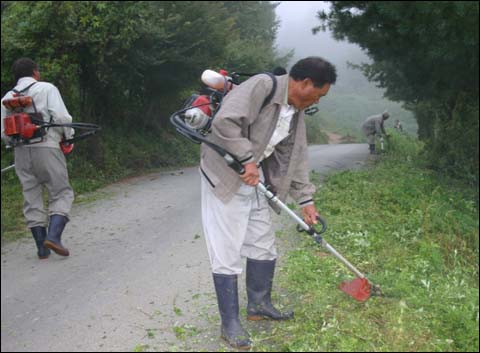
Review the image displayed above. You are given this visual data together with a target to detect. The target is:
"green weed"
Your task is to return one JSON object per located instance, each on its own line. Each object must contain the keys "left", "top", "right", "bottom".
{"left": 173, "top": 324, "right": 200, "bottom": 340}
{"left": 254, "top": 133, "right": 479, "bottom": 351}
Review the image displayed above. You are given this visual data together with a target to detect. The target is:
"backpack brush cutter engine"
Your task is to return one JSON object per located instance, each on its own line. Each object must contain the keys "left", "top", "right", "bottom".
{"left": 2, "top": 95, "right": 101, "bottom": 148}
{"left": 1, "top": 94, "right": 101, "bottom": 174}
{"left": 170, "top": 69, "right": 382, "bottom": 302}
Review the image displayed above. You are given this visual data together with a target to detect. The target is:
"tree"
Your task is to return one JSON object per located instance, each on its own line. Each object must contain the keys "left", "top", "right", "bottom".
{"left": 317, "top": 1, "right": 479, "bottom": 185}
{"left": 222, "top": 1, "right": 293, "bottom": 73}
{"left": 2, "top": 1, "right": 288, "bottom": 168}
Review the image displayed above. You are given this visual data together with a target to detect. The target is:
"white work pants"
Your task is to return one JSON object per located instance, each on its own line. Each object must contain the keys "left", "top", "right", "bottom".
{"left": 201, "top": 170, "right": 277, "bottom": 275}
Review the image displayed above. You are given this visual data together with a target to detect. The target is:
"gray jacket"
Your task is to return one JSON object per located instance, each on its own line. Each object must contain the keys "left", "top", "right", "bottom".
{"left": 200, "top": 74, "right": 315, "bottom": 208}
{"left": 362, "top": 114, "right": 386, "bottom": 136}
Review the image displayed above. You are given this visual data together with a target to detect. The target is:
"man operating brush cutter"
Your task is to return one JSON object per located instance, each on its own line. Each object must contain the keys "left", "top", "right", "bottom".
{"left": 1, "top": 58, "right": 100, "bottom": 259}
{"left": 171, "top": 57, "right": 381, "bottom": 350}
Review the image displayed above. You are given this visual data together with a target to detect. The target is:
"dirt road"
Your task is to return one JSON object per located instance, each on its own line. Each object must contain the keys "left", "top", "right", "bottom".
{"left": 1, "top": 144, "right": 369, "bottom": 352}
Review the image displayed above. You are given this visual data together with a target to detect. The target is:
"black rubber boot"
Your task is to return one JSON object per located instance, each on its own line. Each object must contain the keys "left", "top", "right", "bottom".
{"left": 31, "top": 226, "right": 50, "bottom": 259}
{"left": 246, "top": 258, "right": 294, "bottom": 321}
{"left": 369, "top": 144, "right": 377, "bottom": 154}
{"left": 44, "top": 215, "right": 69, "bottom": 257}
{"left": 212, "top": 273, "right": 251, "bottom": 350}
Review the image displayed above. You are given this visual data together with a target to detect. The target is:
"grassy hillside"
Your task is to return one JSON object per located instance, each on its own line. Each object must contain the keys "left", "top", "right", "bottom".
{"left": 254, "top": 132, "right": 479, "bottom": 352}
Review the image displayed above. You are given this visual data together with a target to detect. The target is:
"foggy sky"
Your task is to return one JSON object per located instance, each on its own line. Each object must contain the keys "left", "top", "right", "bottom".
{"left": 274, "top": 1, "right": 417, "bottom": 134}
{"left": 274, "top": 1, "right": 371, "bottom": 89}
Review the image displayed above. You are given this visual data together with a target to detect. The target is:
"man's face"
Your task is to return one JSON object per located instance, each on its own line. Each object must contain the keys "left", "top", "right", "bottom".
{"left": 289, "top": 79, "right": 330, "bottom": 110}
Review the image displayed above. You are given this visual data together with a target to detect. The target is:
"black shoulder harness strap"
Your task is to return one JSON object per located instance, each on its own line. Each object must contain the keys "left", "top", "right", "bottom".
{"left": 13, "top": 82, "right": 37, "bottom": 95}
{"left": 261, "top": 72, "right": 277, "bottom": 110}
{"left": 232, "top": 71, "right": 277, "bottom": 110}
{"left": 248, "top": 73, "right": 278, "bottom": 140}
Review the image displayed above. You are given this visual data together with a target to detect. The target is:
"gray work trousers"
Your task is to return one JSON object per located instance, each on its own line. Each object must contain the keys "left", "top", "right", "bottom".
{"left": 201, "top": 168, "right": 277, "bottom": 275}
{"left": 362, "top": 128, "right": 376, "bottom": 145}
{"left": 14, "top": 146, "right": 74, "bottom": 228}
{"left": 366, "top": 133, "right": 376, "bottom": 145}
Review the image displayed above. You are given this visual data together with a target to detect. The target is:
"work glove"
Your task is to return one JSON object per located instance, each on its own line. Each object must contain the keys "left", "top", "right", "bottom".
{"left": 64, "top": 127, "right": 75, "bottom": 141}
{"left": 60, "top": 127, "right": 75, "bottom": 155}
{"left": 60, "top": 140, "right": 74, "bottom": 155}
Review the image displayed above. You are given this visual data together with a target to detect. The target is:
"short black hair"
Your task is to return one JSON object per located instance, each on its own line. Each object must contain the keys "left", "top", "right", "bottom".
{"left": 12, "top": 58, "right": 38, "bottom": 82}
{"left": 290, "top": 57, "right": 337, "bottom": 87}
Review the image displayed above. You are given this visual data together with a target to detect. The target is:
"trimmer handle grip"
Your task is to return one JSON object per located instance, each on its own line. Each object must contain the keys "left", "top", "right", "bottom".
{"left": 315, "top": 216, "right": 328, "bottom": 234}
{"left": 297, "top": 215, "right": 327, "bottom": 235}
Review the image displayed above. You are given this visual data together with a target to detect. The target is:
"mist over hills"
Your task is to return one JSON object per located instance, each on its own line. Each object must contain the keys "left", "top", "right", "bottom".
{"left": 275, "top": 1, "right": 417, "bottom": 139}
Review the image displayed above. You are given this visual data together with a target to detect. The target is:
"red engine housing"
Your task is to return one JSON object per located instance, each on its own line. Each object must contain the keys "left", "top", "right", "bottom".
{"left": 2, "top": 96, "right": 33, "bottom": 111}
{"left": 191, "top": 95, "right": 212, "bottom": 116}
{"left": 4, "top": 113, "right": 40, "bottom": 139}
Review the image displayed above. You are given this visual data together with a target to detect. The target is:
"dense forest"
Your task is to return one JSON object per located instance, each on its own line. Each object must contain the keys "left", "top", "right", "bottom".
{"left": 1, "top": 1, "right": 290, "bottom": 178}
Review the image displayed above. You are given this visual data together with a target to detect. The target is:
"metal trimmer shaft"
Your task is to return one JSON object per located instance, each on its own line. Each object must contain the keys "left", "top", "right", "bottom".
{"left": 256, "top": 182, "right": 366, "bottom": 279}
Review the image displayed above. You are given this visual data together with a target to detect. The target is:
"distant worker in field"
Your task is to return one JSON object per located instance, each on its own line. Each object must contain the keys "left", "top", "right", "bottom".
{"left": 394, "top": 119, "right": 403, "bottom": 132}
{"left": 1, "top": 58, "right": 74, "bottom": 259}
{"left": 361, "top": 111, "right": 390, "bottom": 154}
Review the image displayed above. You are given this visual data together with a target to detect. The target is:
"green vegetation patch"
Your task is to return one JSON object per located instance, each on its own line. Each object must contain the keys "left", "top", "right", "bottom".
{"left": 254, "top": 133, "right": 479, "bottom": 352}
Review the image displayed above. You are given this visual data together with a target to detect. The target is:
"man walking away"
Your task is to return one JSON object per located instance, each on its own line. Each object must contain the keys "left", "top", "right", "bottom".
{"left": 1, "top": 58, "right": 75, "bottom": 258}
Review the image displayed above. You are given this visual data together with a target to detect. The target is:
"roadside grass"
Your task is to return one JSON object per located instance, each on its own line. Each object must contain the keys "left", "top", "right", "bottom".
{"left": 253, "top": 132, "right": 479, "bottom": 351}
